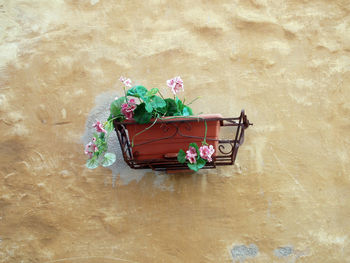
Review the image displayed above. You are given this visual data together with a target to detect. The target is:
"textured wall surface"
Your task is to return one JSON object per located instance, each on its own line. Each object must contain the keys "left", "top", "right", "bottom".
{"left": 1, "top": 0, "right": 350, "bottom": 262}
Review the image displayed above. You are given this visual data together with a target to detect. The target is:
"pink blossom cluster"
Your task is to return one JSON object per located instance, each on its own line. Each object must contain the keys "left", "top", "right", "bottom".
{"left": 185, "top": 144, "right": 215, "bottom": 164}
{"left": 120, "top": 76, "right": 132, "bottom": 87}
{"left": 93, "top": 121, "right": 106, "bottom": 134}
{"left": 167, "top": 76, "right": 184, "bottom": 95}
{"left": 121, "top": 98, "right": 137, "bottom": 120}
{"left": 186, "top": 146, "right": 197, "bottom": 164}
{"left": 85, "top": 121, "right": 107, "bottom": 158}
{"left": 84, "top": 138, "right": 98, "bottom": 158}
{"left": 199, "top": 145, "right": 215, "bottom": 162}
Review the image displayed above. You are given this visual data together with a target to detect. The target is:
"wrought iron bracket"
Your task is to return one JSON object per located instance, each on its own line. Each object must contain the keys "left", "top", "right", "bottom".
{"left": 113, "top": 110, "right": 252, "bottom": 171}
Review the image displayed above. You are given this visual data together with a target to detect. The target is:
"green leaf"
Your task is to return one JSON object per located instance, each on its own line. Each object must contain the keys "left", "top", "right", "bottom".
{"left": 197, "top": 158, "right": 206, "bottom": 168}
{"left": 157, "top": 105, "right": 167, "bottom": 114}
{"left": 86, "top": 157, "right": 99, "bottom": 169}
{"left": 182, "top": 106, "right": 193, "bottom": 116}
{"left": 187, "top": 163, "right": 197, "bottom": 171}
{"left": 145, "top": 88, "right": 159, "bottom": 97}
{"left": 175, "top": 97, "right": 185, "bottom": 113}
{"left": 187, "top": 158, "right": 206, "bottom": 172}
{"left": 145, "top": 103, "right": 153, "bottom": 113}
{"left": 127, "top": 86, "right": 148, "bottom": 99}
{"left": 126, "top": 86, "right": 138, "bottom": 97}
{"left": 101, "top": 153, "right": 116, "bottom": 167}
{"left": 134, "top": 103, "right": 152, "bottom": 124}
{"left": 110, "top": 97, "right": 125, "bottom": 116}
{"left": 163, "top": 98, "right": 178, "bottom": 115}
{"left": 150, "top": 96, "right": 166, "bottom": 109}
{"left": 177, "top": 149, "right": 186, "bottom": 163}
{"left": 136, "top": 86, "right": 148, "bottom": 97}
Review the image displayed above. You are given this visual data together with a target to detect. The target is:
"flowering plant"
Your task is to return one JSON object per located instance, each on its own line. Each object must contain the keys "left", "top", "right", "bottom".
{"left": 85, "top": 76, "right": 215, "bottom": 171}
{"left": 176, "top": 136, "right": 215, "bottom": 172}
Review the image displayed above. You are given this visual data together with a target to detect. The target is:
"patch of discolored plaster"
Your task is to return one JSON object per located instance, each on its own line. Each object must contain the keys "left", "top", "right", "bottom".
{"left": 90, "top": 0, "right": 99, "bottom": 5}
{"left": 274, "top": 246, "right": 294, "bottom": 258}
{"left": 274, "top": 246, "right": 311, "bottom": 263}
{"left": 153, "top": 174, "right": 175, "bottom": 192}
{"left": 230, "top": 244, "right": 259, "bottom": 262}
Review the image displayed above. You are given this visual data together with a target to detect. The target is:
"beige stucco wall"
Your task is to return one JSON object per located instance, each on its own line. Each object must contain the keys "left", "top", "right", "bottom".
{"left": 1, "top": 0, "right": 349, "bottom": 262}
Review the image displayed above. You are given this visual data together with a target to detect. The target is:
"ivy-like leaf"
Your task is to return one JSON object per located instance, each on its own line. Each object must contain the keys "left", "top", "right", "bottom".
{"left": 145, "top": 103, "right": 153, "bottom": 113}
{"left": 182, "top": 106, "right": 193, "bottom": 116}
{"left": 145, "top": 88, "right": 159, "bottom": 97}
{"left": 177, "top": 149, "right": 186, "bottom": 163}
{"left": 163, "top": 98, "right": 178, "bottom": 115}
{"left": 134, "top": 103, "right": 152, "bottom": 124}
{"left": 136, "top": 86, "right": 148, "bottom": 98}
{"left": 187, "top": 158, "right": 206, "bottom": 172}
{"left": 126, "top": 86, "right": 138, "bottom": 97}
{"left": 101, "top": 153, "right": 116, "bottom": 167}
{"left": 86, "top": 157, "right": 99, "bottom": 169}
{"left": 157, "top": 105, "right": 167, "bottom": 115}
{"left": 127, "top": 86, "right": 148, "bottom": 99}
{"left": 150, "top": 96, "right": 166, "bottom": 109}
{"left": 175, "top": 97, "right": 184, "bottom": 112}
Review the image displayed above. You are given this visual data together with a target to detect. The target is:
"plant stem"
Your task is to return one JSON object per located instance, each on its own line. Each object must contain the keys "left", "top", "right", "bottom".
{"left": 158, "top": 89, "right": 165, "bottom": 100}
{"left": 187, "top": 96, "right": 200, "bottom": 106}
{"left": 202, "top": 120, "right": 208, "bottom": 145}
{"left": 157, "top": 115, "right": 203, "bottom": 121}
{"left": 123, "top": 86, "right": 128, "bottom": 102}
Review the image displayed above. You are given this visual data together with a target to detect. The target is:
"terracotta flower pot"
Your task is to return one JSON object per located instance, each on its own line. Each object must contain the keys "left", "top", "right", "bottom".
{"left": 123, "top": 114, "right": 222, "bottom": 160}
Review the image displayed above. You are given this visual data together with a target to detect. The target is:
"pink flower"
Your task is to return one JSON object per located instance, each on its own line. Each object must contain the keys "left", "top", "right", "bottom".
{"left": 187, "top": 155, "right": 197, "bottom": 164}
{"left": 84, "top": 142, "right": 93, "bottom": 158}
{"left": 85, "top": 141, "right": 99, "bottom": 159}
{"left": 91, "top": 144, "right": 98, "bottom": 152}
{"left": 186, "top": 146, "right": 197, "bottom": 163}
{"left": 199, "top": 144, "right": 215, "bottom": 162}
{"left": 186, "top": 146, "right": 197, "bottom": 156}
{"left": 121, "top": 99, "right": 137, "bottom": 120}
{"left": 93, "top": 121, "right": 106, "bottom": 134}
{"left": 84, "top": 142, "right": 92, "bottom": 157}
{"left": 120, "top": 76, "right": 132, "bottom": 87}
{"left": 167, "top": 76, "right": 184, "bottom": 95}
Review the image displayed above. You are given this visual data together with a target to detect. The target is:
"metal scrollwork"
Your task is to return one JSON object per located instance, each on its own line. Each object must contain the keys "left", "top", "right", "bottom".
{"left": 218, "top": 143, "right": 234, "bottom": 155}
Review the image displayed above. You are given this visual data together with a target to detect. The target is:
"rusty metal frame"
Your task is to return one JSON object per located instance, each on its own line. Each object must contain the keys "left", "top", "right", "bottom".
{"left": 113, "top": 110, "right": 252, "bottom": 171}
